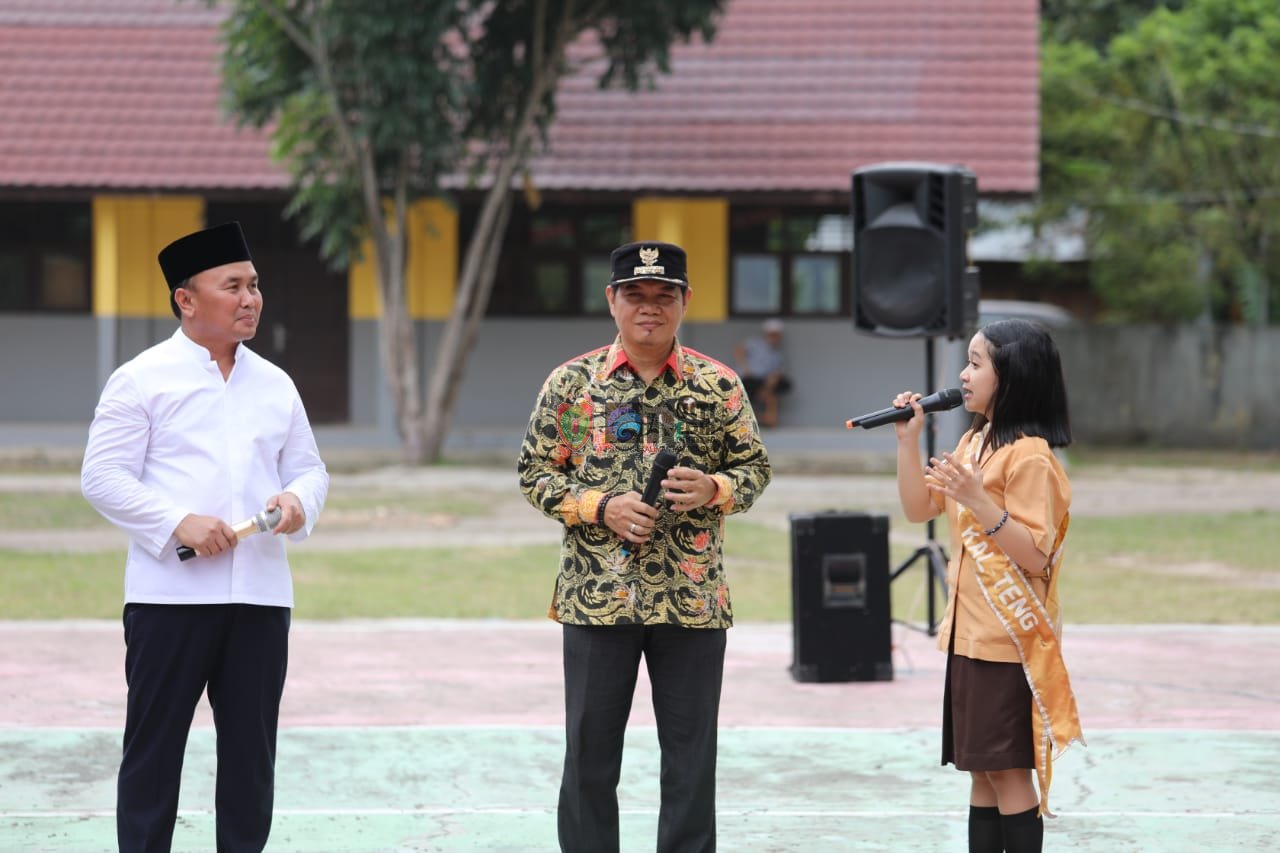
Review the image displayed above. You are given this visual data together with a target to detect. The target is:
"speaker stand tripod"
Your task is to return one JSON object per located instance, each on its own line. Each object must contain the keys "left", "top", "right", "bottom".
{"left": 890, "top": 336, "right": 951, "bottom": 636}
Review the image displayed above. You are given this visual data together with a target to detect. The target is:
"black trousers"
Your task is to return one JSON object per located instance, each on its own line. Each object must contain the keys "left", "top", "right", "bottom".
{"left": 559, "top": 623, "right": 727, "bottom": 853}
{"left": 117, "top": 603, "right": 290, "bottom": 853}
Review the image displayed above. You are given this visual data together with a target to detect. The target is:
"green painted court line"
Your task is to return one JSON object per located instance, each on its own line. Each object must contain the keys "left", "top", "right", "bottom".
{"left": 3, "top": 727, "right": 1278, "bottom": 852}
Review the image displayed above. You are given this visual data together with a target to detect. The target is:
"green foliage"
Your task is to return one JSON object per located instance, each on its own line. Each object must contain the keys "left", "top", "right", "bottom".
{"left": 464, "top": 0, "right": 723, "bottom": 151}
{"left": 1042, "top": 0, "right": 1187, "bottom": 50}
{"left": 1039, "top": 0, "right": 1280, "bottom": 323}
{"left": 1038, "top": 41, "right": 1120, "bottom": 209}
{"left": 1233, "top": 262, "right": 1268, "bottom": 324}
{"left": 213, "top": 0, "right": 724, "bottom": 462}
{"left": 1088, "top": 201, "right": 1206, "bottom": 322}
{"left": 215, "top": 0, "right": 724, "bottom": 265}
{"left": 216, "top": 0, "right": 471, "bottom": 264}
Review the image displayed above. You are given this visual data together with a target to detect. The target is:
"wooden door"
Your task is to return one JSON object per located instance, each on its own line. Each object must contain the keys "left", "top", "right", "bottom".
{"left": 252, "top": 247, "right": 349, "bottom": 423}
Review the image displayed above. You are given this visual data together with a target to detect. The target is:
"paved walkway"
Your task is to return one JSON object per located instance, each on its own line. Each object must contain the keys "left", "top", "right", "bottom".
{"left": 3, "top": 438, "right": 1280, "bottom": 849}
{"left": 2, "top": 620, "right": 1279, "bottom": 851}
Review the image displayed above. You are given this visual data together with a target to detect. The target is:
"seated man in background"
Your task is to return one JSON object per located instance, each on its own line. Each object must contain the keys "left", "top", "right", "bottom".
{"left": 735, "top": 318, "right": 791, "bottom": 428}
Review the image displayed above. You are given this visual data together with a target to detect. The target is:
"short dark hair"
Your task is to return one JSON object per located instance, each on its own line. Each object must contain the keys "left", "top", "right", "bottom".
{"left": 973, "top": 318, "right": 1072, "bottom": 450}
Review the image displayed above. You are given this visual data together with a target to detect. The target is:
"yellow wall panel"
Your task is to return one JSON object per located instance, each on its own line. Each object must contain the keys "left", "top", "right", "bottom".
{"left": 92, "top": 196, "right": 204, "bottom": 317}
{"left": 407, "top": 199, "right": 457, "bottom": 320}
{"left": 348, "top": 237, "right": 380, "bottom": 320}
{"left": 91, "top": 198, "right": 120, "bottom": 316}
{"left": 348, "top": 199, "right": 459, "bottom": 320}
{"left": 632, "top": 198, "right": 728, "bottom": 322}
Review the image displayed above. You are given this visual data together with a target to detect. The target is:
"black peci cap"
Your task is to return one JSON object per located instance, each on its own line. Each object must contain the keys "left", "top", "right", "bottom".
{"left": 158, "top": 221, "right": 253, "bottom": 318}
{"left": 158, "top": 221, "right": 253, "bottom": 288}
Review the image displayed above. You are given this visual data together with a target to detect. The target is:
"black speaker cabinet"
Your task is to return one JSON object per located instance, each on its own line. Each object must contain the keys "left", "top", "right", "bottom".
{"left": 789, "top": 511, "right": 893, "bottom": 683}
{"left": 851, "top": 162, "right": 980, "bottom": 339}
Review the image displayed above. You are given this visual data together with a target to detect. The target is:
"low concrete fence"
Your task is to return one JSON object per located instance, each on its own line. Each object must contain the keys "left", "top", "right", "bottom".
{"left": 1056, "top": 324, "right": 1280, "bottom": 449}
{"left": 2, "top": 314, "right": 1277, "bottom": 451}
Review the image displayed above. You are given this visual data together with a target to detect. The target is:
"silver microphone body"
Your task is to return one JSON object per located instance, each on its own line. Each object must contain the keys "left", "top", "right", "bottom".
{"left": 232, "top": 506, "right": 283, "bottom": 540}
{"left": 177, "top": 505, "right": 283, "bottom": 561}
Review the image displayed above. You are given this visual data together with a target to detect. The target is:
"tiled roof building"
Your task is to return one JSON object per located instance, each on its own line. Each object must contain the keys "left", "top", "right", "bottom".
{"left": 0, "top": 1, "right": 277, "bottom": 189}
{"left": 0, "top": 0, "right": 1038, "bottom": 194}
{"left": 544, "top": 0, "right": 1038, "bottom": 194}
{"left": 0, "top": 0, "right": 1042, "bottom": 435}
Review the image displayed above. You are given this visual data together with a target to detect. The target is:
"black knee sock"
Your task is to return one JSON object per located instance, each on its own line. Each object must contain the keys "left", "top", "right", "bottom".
{"left": 968, "top": 805, "right": 1003, "bottom": 853}
{"left": 1001, "top": 805, "right": 1043, "bottom": 853}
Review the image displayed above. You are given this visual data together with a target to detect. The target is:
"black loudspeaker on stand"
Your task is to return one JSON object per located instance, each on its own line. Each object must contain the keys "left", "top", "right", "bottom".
{"left": 888, "top": 335, "right": 951, "bottom": 637}
{"left": 849, "top": 161, "right": 977, "bottom": 636}
{"left": 789, "top": 512, "right": 893, "bottom": 683}
{"left": 851, "top": 162, "right": 979, "bottom": 339}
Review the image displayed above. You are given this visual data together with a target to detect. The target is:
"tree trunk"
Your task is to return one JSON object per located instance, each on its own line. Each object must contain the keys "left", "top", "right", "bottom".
{"left": 419, "top": 6, "right": 568, "bottom": 464}
{"left": 1259, "top": 229, "right": 1270, "bottom": 326}
{"left": 372, "top": 197, "right": 428, "bottom": 464}
{"left": 419, "top": 189, "right": 514, "bottom": 463}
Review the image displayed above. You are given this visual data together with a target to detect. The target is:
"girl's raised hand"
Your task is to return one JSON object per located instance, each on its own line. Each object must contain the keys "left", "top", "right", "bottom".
{"left": 924, "top": 448, "right": 986, "bottom": 510}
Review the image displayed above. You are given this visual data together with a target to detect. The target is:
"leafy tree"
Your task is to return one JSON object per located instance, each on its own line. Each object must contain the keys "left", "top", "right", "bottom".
{"left": 1041, "top": 0, "right": 1186, "bottom": 50}
{"left": 1039, "top": 0, "right": 1280, "bottom": 323}
{"left": 213, "top": 0, "right": 723, "bottom": 462}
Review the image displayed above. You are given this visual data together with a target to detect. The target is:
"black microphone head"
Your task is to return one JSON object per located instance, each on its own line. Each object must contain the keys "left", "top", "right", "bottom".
{"left": 924, "top": 388, "right": 964, "bottom": 412}
{"left": 638, "top": 448, "right": 680, "bottom": 505}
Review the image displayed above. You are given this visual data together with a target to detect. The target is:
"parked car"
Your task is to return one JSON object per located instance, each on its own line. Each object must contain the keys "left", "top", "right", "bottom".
{"left": 977, "top": 299, "right": 1077, "bottom": 328}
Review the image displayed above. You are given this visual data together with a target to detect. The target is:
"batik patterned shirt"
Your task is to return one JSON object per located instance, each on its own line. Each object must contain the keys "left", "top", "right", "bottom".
{"left": 517, "top": 336, "right": 771, "bottom": 628}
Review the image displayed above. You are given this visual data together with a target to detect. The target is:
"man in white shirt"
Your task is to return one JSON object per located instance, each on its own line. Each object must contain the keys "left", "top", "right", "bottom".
{"left": 81, "top": 221, "right": 329, "bottom": 852}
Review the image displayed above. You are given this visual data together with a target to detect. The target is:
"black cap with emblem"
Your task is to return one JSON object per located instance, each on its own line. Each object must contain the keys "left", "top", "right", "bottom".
{"left": 609, "top": 241, "right": 688, "bottom": 288}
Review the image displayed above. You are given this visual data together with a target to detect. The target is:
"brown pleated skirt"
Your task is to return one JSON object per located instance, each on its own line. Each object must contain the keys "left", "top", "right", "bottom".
{"left": 941, "top": 651, "right": 1035, "bottom": 771}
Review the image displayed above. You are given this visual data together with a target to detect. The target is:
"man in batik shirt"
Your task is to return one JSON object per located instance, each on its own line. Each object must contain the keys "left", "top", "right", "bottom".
{"left": 518, "top": 240, "right": 770, "bottom": 853}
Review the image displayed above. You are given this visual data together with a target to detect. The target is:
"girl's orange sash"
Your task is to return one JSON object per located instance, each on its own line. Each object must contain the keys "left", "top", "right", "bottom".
{"left": 956, "top": 503, "right": 1085, "bottom": 817}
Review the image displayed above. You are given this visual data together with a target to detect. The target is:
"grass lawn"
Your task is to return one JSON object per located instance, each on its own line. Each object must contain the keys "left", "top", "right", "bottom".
{"left": 3, "top": 512, "right": 1277, "bottom": 624}
{"left": 0, "top": 492, "right": 107, "bottom": 530}
{"left": 1064, "top": 446, "right": 1280, "bottom": 472}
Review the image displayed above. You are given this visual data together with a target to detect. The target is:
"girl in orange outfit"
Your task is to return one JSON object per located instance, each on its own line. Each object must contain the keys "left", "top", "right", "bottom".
{"left": 893, "top": 319, "right": 1081, "bottom": 853}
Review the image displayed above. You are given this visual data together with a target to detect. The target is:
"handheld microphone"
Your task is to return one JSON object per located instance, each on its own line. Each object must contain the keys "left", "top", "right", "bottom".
{"left": 845, "top": 388, "right": 964, "bottom": 430}
{"left": 177, "top": 505, "right": 283, "bottom": 562}
{"left": 620, "top": 448, "right": 679, "bottom": 559}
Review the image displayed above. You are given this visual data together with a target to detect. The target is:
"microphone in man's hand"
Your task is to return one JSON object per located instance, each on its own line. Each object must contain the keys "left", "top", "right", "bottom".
{"left": 620, "top": 448, "right": 679, "bottom": 559}
{"left": 845, "top": 388, "right": 964, "bottom": 430}
{"left": 177, "top": 505, "right": 283, "bottom": 562}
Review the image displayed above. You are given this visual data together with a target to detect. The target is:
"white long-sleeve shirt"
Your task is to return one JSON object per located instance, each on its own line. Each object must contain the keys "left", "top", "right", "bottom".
{"left": 82, "top": 329, "right": 329, "bottom": 607}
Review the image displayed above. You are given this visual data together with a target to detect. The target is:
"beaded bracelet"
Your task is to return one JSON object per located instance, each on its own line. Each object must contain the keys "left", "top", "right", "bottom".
{"left": 596, "top": 494, "right": 613, "bottom": 525}
{"left": 984, "top": 509, "right": 1010, "bottom": 536}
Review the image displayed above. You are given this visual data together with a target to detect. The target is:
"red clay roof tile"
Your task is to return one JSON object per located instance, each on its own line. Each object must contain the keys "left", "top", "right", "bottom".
{"left": 0, "top": 0, "right": 1039, "bottom": 195}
